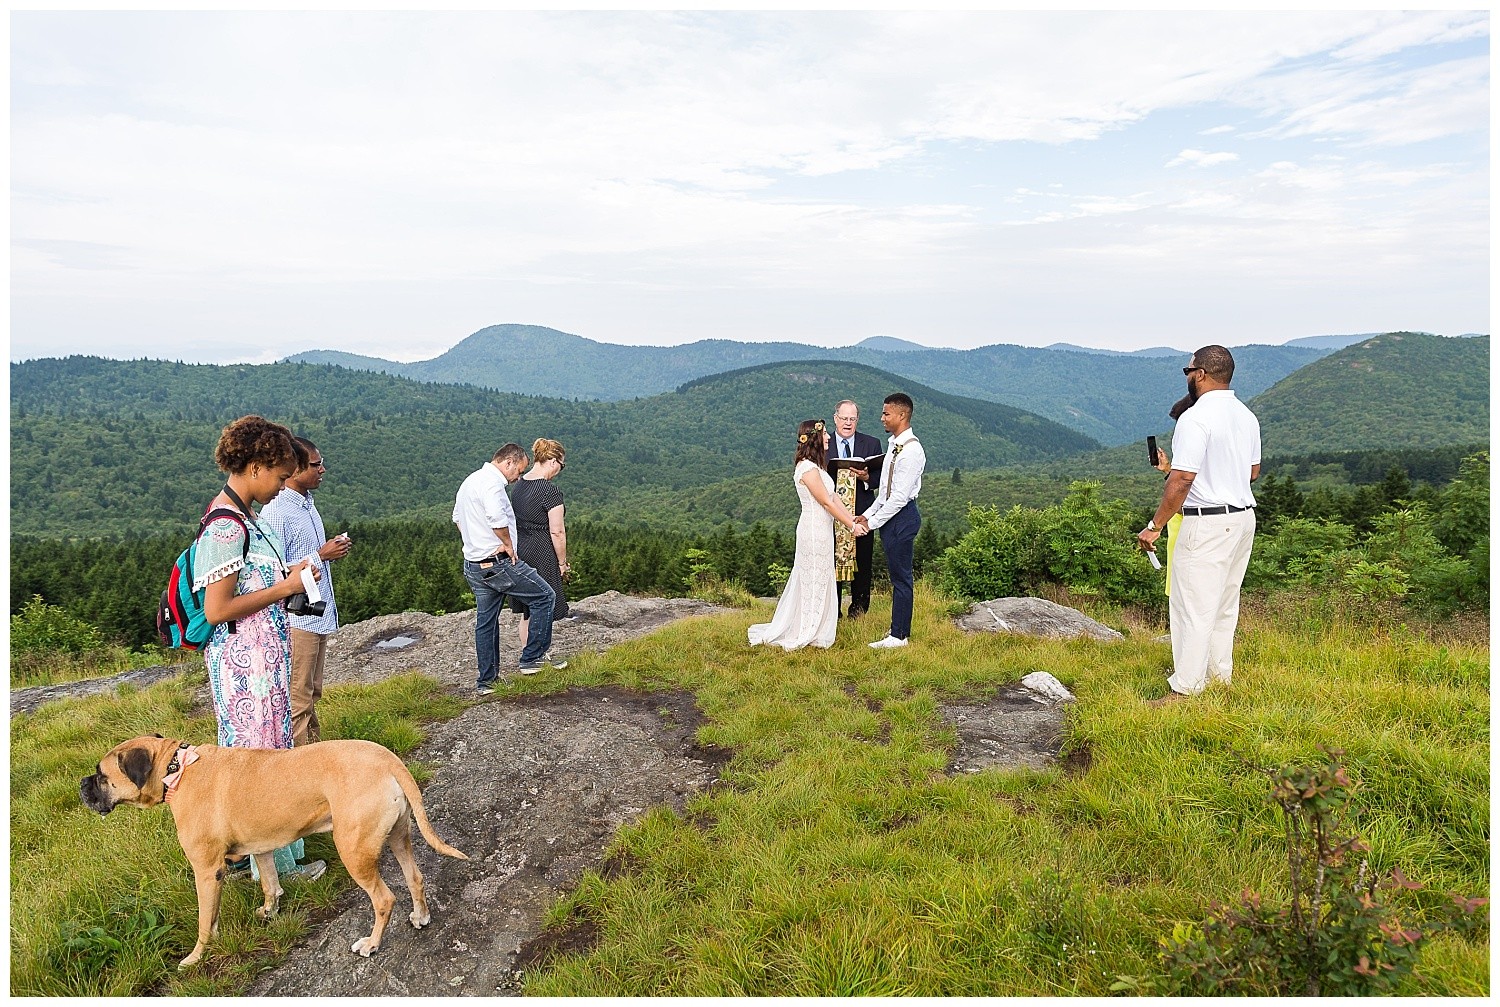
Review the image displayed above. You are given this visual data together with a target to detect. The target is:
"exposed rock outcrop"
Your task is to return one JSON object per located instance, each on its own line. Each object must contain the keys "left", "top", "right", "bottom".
{"left": 953, "top": 597, "right": 1124, "bottom": 641}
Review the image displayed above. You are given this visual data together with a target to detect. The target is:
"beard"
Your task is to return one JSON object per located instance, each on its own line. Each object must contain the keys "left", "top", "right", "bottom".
{"left": 1186, "top": 375, "right": 1201, "bottom": 404}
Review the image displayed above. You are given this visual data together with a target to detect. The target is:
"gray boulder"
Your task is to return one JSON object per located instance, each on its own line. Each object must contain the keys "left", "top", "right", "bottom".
{"left": 953, "top": 597, "right": 1123, "bottom": 642}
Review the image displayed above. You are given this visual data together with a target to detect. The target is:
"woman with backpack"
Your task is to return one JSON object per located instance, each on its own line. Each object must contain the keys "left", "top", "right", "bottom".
{"left": 194, "top": 414, "right": 326, "bottom": 883}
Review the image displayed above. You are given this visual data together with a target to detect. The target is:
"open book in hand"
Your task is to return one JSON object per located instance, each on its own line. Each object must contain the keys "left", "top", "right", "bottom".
{"left": 831, "top": 453, "right": 884, "bottom": 469}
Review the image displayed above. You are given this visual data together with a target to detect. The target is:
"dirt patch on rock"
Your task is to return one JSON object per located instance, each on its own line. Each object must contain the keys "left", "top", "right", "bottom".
{"left": 939, "top": 683, "right": 1073, "bottom": 774}
{"left": 250, "top": 686, "right": 727, "bottom": 996}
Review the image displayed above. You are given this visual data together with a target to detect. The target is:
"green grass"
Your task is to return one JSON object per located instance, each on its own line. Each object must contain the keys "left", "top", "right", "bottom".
{"left": 522, "top": 585, "right": 1488, "bottom": 996}
{"left": 9, "top": 669, "right": 466, "bottom": 996}
{"left": 10, "top": 644, "right": 200, "bottom": 689}
{"left": 11, "top": 587, "right": 1488, "bottom": 995}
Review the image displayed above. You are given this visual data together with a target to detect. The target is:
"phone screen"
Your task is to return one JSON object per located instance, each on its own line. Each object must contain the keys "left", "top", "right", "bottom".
{"left": 1147, "top": 436, "right": 1159, "bottom": 466}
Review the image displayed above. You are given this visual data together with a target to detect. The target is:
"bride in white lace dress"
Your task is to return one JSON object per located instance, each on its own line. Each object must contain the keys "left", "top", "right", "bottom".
{"left": 749, "top": 420, "right": 865, "bottom": 650}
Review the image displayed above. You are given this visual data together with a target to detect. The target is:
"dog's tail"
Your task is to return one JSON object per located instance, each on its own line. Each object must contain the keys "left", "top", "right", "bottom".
{"left": 391, "top": 759, "right": 469, "bottom": 860}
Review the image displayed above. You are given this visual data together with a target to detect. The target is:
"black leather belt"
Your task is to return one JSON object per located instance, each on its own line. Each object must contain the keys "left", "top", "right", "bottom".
{"left": 1182, "top": 505, "right": 1252, "bottom": 516}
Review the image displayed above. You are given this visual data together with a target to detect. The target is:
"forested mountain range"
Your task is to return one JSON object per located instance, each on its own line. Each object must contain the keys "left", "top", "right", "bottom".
{"left": 1252, "top": 332, "right": 1490, "bottom": 454}
{"left": 284, "top": 323, "right": 1333, "bottom": 445}
{"left": 10, "top": 356, "right": 1096, "bottom": 538}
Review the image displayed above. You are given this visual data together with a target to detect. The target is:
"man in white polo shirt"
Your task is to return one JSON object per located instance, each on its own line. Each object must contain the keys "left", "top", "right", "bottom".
{"left": 1137, "top": 345, "right": 1261, "bottom": 702}
{"left": 454, "top": 443, "right": 564, "bottom": 694}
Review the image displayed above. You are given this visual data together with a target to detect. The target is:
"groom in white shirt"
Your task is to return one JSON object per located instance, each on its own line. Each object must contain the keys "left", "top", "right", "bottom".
{"left": 853, "top": 393, "right": 925, "bottom": 648}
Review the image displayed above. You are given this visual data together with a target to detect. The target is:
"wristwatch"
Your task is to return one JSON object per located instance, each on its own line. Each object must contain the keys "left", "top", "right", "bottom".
{"left": 1145, "top": 520, "right": 1158, "bottom": 532}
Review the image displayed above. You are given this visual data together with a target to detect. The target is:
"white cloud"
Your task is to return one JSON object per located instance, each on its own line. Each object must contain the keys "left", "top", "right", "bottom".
{"left": 1167, "top": 149, "right": 1241, "bottom": 168}
{"left": 8, "top": 10, "right": 1491, "bottom": 358}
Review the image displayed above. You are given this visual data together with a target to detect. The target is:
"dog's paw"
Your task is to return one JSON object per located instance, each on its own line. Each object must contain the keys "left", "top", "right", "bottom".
{"left": 409, "top": 909, "right": 431, "bottom": 929}
{"left": 351, "top": 937, "right": 379, "bottom": 957}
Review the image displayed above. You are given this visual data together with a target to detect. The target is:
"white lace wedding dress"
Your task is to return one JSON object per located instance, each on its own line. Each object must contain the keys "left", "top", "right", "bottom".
{"left": 748, "top": 460, "right": 839, "bottom": 650}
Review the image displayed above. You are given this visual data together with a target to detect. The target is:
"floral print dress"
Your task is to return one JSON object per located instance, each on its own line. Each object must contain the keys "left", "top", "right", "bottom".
{"left": 193, "top": 507, "right": 304, "bottom": 874}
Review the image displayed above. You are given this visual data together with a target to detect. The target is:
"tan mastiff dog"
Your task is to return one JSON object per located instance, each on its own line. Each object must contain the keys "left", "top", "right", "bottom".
{"left": 80, "top": 734, "right": 469, "bottom": 969}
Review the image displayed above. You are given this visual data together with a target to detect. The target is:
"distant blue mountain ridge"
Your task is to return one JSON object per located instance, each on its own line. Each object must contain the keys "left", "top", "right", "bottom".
{"left": 282, "top": 324, "right": 1470, "bottom": 445}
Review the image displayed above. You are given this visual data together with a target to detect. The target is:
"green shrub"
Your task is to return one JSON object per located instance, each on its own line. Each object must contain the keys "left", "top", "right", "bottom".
{"left": 1243, "top": 518, "right": 1357, "bottom": 591}
{"left": 935, "top": 504, "right": 1044, "bottom": 600}
{"left": 935, "top": 483, "right": 1158, "bottom": 609}
{"left": 1430, "top": 451, "right": 1488, "bottom": 558}
{"left": 1039, "top": 481, "right": 1158, "bottom": 607}
{"left": 11, "top": 595, "right": 105, "bottom": 655}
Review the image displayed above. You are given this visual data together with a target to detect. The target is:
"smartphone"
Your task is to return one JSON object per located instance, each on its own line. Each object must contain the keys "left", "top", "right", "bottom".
{"left": 1147, "top": 435, "right": 1159, "bottom": 467}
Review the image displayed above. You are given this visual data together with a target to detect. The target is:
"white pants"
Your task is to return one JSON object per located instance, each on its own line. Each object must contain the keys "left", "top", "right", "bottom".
{"left": 1168, "top": 509, "right": 1256, "bottom": 696}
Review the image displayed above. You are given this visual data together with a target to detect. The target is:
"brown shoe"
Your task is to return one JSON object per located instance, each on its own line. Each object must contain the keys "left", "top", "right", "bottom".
{"left": 1147, "top": 691, "right": 1188, "bottom": 708}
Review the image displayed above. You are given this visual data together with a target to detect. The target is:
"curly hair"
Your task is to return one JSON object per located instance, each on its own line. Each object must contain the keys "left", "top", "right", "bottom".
{"left": 213, "top": 415, "right": 303, "bottom": 475}
{"left": 531, "top": 438, "right": 566, "bottom": 465}
{"left": 794, "top": 419, "right": 828, "bottom": 467}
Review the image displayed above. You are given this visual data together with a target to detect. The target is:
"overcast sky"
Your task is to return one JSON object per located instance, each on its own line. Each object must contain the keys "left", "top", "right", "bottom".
{"left": 9, "top": 10, "right": 1490, "bottom": 363}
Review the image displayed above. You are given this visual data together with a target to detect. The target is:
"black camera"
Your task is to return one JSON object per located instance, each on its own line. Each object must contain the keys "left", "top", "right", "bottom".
{"left": 285, "top": 593, "right": 327, "bottom": 617}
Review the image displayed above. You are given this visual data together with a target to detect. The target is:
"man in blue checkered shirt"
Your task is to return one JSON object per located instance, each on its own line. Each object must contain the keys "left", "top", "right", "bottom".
{"left": 262, "top": 437, "right": 351, "bottom": 745}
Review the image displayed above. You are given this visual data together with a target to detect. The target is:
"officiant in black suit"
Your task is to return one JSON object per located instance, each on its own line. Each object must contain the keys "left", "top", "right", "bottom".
{"left": 828, "top": 399, "right": 884, "bottom": 618}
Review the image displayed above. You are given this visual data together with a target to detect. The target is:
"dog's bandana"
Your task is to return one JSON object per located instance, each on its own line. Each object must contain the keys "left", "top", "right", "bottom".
{"left": 161, "top": 743, "right": 200, "bottom": 805}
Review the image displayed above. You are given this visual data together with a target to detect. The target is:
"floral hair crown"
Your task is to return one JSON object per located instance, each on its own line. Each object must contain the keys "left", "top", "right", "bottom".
{"left": 797, "top": 419, "right": 826, "bottom": 444}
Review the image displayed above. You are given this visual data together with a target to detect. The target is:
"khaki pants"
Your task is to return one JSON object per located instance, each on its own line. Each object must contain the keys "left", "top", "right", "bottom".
{"left": 290, "top": 628, "right": 329, "bottom": 746}
{"left": 1168, "top": 509, "right": 1255, "bottom": 696}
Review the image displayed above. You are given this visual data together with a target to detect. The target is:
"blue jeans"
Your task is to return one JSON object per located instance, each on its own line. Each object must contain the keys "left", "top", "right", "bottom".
{"left": 880, "top": 501, "right": 920, "bottom": 640}
{"left": 463, "top": 556, "right": 556, "bottom": 686}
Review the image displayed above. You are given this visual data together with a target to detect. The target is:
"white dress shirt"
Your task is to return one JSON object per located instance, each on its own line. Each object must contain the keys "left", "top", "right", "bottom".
{"left": 452, "top": 463, "right": 516, "bottom": 561}
{"left": 863, "top": 428, "right": 924, "bottom": 530}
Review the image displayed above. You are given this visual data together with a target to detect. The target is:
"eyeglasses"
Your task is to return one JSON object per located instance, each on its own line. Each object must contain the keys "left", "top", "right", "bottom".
{"left": 1183, "top": 366, "right": 1204, "bottom": 376}
{"left": 557, "top": 459, "right": 566, "bottom": 470}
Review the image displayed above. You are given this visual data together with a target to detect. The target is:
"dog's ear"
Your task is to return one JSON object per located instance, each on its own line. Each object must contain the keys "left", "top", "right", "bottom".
{"left": 152, "top": 733, "right": 164, "bottom": 739}
{"left": 117, "top": 747, "right": 155, "bottom": 790}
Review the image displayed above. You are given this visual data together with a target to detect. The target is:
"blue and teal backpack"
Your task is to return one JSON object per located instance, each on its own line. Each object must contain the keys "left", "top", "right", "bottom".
{"left": 155, "top": 507, "right": 250, "bottom": 649}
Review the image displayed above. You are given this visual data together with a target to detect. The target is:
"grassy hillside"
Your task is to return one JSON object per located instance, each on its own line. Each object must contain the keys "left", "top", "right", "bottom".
{"left": 9, "top": 356, "right": 1096, "bottom": 537}
{"left": 10, "top": 589, "right": 1489, "bottom": 995}
{"left": 1251, "top": 332, "right": 1489, "bottom": 454}
{"left": 289, "top": 323, "right": 1332, "bottom": 445}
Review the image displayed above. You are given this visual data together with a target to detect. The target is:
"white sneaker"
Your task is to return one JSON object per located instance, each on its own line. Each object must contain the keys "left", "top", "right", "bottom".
{"left": 285, "top": 859, "right": 327, "bottom": 883}
{"left": 869, "top": 635, "right": 908, "bottom": 649}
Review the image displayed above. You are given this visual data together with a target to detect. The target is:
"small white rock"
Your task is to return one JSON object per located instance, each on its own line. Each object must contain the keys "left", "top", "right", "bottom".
{"left": 1021, "top": 671, "right": 1075, "bottom": 703}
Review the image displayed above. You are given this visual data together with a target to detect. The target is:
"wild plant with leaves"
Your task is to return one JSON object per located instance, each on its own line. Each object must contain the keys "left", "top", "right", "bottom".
{"left": 1158, "top": 748, "right": 1488, "bottom": 996}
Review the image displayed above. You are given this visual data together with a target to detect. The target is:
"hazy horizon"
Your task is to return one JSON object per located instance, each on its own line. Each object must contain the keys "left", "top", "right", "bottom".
{"left": 12, "top": 322, "right": 1487, "bottom": 368}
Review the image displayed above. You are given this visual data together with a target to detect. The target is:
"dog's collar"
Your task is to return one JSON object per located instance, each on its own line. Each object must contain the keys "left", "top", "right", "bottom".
{"left": 162, "top": 743, "right": 200, "bottom": 805}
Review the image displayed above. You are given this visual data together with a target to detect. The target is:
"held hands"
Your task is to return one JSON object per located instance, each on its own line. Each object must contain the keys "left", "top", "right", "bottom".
{"left": 852, "top": 515, "right": 870, "bottom": 536}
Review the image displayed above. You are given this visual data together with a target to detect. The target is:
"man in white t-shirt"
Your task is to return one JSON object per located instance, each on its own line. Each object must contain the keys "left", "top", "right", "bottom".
{"left": 1137, "top": 345, "right": 1261, "bottom": 702}
{"left": 454, "top": 443, "right": 564, "bottom": 694}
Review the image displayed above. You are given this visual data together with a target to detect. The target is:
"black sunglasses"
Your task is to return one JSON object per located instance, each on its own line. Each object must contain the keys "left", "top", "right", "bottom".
{"left": 1183, "top": 366, "right": 1204, "bottom": 376}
